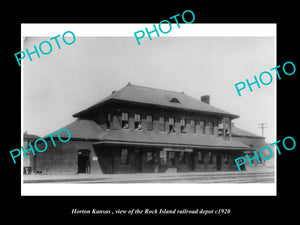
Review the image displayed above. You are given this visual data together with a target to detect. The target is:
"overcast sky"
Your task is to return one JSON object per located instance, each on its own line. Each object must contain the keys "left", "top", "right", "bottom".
{"left": 23, "top": 36, "right": 275, "bottom": 143}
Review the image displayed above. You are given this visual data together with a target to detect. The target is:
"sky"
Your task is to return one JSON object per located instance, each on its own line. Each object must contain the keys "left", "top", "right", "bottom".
{"left": 23, "top": 35, "right": 276, "bottom": 143}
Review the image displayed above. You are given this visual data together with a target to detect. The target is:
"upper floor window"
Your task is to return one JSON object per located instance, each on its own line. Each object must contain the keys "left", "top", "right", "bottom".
{"left": 159, "top": 116, "right": 165, "bottom": 132}
{"left": 134, "top": 113, "right": 142, "bottom": 130}
{"left": 209, "top": 121, "right": 214, "bottom": 135}
{"left": 169, "top": 117, "right": 176, "bottom": 133}
{"left": 180, "top": 119, "right": 187, "bottom": 133}
{"left": 224, "top": 122, "right": 231, "bottom": 136}
{"left": 190, "top": 119, "right": 196, "bottom": 134}
{"left": 146, "top": 115, "right": 153, "bottom": 131}
{"left": 218, "top": 122, "right": 224, "bottom": 136}
{"left": 106, "top": 112, "right": 111, "bottom": 129}
{"left": 121, "top": 112, "right": 129, "bottom": 129}
{"left": 200, "top": 120, "right": 205, "bottom": 134}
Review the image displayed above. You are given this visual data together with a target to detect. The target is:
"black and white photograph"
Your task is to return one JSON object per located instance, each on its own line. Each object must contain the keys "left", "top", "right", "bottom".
{"left": 21, "top": 24, "right": 276, "bottom": 196}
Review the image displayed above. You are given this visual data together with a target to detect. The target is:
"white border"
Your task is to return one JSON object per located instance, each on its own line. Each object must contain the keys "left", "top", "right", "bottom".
{"left": 21, "top": 23, "right": 276, "bottom": 37}
{"left": 21, "top": 23, "right": 277, "bottom": 196}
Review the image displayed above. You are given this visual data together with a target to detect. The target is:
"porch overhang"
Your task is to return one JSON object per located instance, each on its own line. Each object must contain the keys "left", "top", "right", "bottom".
{"left": 93, "top": 140, "right": 255, "bottom": 152}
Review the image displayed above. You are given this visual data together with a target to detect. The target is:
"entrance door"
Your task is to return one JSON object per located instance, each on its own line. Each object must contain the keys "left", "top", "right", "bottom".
{"left": 167, "top": 151, "right": 176, "bottom": 167}
{"left": 165, "top": 151, "right": 177, "bottom": 173}
{"left": 216, "top": 154, "right": 222, "bottom": 171}
{"left": 78, "top": 150, "right": 90, "bottom": 173}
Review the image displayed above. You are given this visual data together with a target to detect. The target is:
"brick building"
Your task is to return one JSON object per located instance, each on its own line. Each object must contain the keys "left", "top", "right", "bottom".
{"left": 34, "top": 83, "right": 254, "bottom": 174}
{"left": 231, "top": 127, "right": 274, "bottom": 167}
{"left": 23, "top": 132, "right": 39, "bottom": 174}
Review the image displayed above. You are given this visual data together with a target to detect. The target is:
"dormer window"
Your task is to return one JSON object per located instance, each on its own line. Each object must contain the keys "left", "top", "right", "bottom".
{"left": 170, "top": 98, "right": 181, "bottom": 103}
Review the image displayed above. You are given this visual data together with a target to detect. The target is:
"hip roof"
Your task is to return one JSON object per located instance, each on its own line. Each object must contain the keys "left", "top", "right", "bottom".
{"left": 73, "top": 83, "right": 239, "bottom": 118}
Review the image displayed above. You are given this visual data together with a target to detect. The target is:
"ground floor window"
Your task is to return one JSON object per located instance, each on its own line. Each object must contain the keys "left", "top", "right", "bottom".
{"left": 224, "top": 153, "right": 229, "bottom": 164}
{"left": 146, "top": 152, "right": 153, "bottom": 164}
{"left": 121, "top": 149, "right": 129, "bottom": 164}
{"left": 198, "top": 152, "right": 204, "bottom": 164}
{"left": 168, "top": 151, "right": 176, "bottom": 166}
{"left": 160, "top": 150, "right": 167, "bottom": 165}
{"left": 208, "top": 152, "right": 213, "bottom": 164}
{"left": 179, "top": 152, "right": 187, "bottom": 164}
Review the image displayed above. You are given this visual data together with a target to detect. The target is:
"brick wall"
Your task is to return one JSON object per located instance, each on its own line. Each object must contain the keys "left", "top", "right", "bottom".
{"left": 35, "top": 139, "right": 103, "bottom": 174}
{"left": 90, "top": 102, "right": 226, "bottom": 137}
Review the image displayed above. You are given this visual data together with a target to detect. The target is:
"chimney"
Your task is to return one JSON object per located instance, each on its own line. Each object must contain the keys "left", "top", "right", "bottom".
{"left": 112, "top": 90, "right": 116, "bottom": 94}
{"left": 201, "top": 95, "right": 210, "bottom": 104}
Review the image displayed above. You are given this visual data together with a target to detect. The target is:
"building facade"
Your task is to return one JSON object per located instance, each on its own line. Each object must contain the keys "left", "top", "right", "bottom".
{"left": 231, "top": 127, "right": 274, "bottom": 168}
{"left": 34, "top": 83, "right": 254, "bottom": 174}
{"left": 23, "top": 132, "right": 39, "bottom": 174}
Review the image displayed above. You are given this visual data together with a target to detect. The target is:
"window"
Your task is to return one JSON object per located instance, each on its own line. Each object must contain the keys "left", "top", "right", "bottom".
{"left": 200, "top": 120, "right": 205, "bottom": 134}
{"left": 179, "top": 152, "right": 186, "bottom": 164}
{"left": 169, "top": 117, "right": 176, "bottom": 133}
{"left": 160, "top": 150, "right": 167, "bottom": 165}
{"left": 106, "top": 112, "right": 111, "bottom": 129}
{"left": 121, "top": 112, "right": 129, "bottom": 129}
{"left": 224, "top": 153, "right": 229, "bottom": 165}
{"left": 146, "top": 115, "right": 153, "bottom": 131}
{"left": 159, "top": 116, "right": 165, "bottom": 132}
{"left": 168, "top": 151, "right": 176, "bottom": 166}
{"left": 170, "top": 98, "right": 181, "bottom": 103}
{"left": 218, "top": 122, "right": 224, "bottom": 136}
{"left": 224, "top": 122, "right": 230, "bottom": 136}
{"left": 190, "top": 119, "right": 196, "bottom": 134}
{"left": 208, "top": 152, "right": 213, "bottom": 164}
{"left": 180, "top": 119, "right": 187, "bottom": 133}
{"left": 121, "top": 149, "right": 128, "bottom": 164}
{"left": 198, "top": 152, "right": 204, "bottom": 164}
{"left": 134, "top": 113, "right": 142, "bottom": 130}
{"left": 209, "top": 122, "right": 214, "bottom": 135}
{"left": 147, "top": 152, "right": 154, "bottom": 164}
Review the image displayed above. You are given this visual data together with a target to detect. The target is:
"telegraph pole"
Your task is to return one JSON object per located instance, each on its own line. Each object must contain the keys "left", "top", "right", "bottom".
{"left": 258, "top": 123, "right": 267, "bottom": 137}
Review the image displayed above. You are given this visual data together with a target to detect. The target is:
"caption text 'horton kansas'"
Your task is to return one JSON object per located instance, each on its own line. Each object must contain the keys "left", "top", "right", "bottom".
{"left": 33, "top": 83, "right": 256, "bottom": 174}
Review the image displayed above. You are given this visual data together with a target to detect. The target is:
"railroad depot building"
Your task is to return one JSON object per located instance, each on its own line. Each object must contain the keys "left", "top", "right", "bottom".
{"left": 34, "top": 83, "right": 256, "bottom": 174}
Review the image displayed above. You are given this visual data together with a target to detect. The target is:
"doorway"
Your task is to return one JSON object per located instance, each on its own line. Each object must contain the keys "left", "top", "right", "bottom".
{"left": 216, "top": 154, "right": 222, "bottom": 171}
{"left": 78, "top": 150, "right": 90, "bottom": 173}
{"left": 167, "top": 151, "right": 176, "bottom": 167}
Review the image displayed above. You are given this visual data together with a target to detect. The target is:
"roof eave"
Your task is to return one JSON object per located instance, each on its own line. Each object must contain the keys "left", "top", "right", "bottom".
{"left": 93, "top": 140, "right": 252, "bottom": 151}
{"left": 73, "top": 98, "right": 239, "bottom": 119}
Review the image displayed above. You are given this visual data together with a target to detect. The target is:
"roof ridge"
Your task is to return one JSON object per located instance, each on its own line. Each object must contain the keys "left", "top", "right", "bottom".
{"left": 127, "top": 83, "right": 186, "bottom": 95}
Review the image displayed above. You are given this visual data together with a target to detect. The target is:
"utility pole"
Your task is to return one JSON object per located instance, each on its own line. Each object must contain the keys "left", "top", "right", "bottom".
{"left": 258, "top": 123, "right": 267, "bottom": 137}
